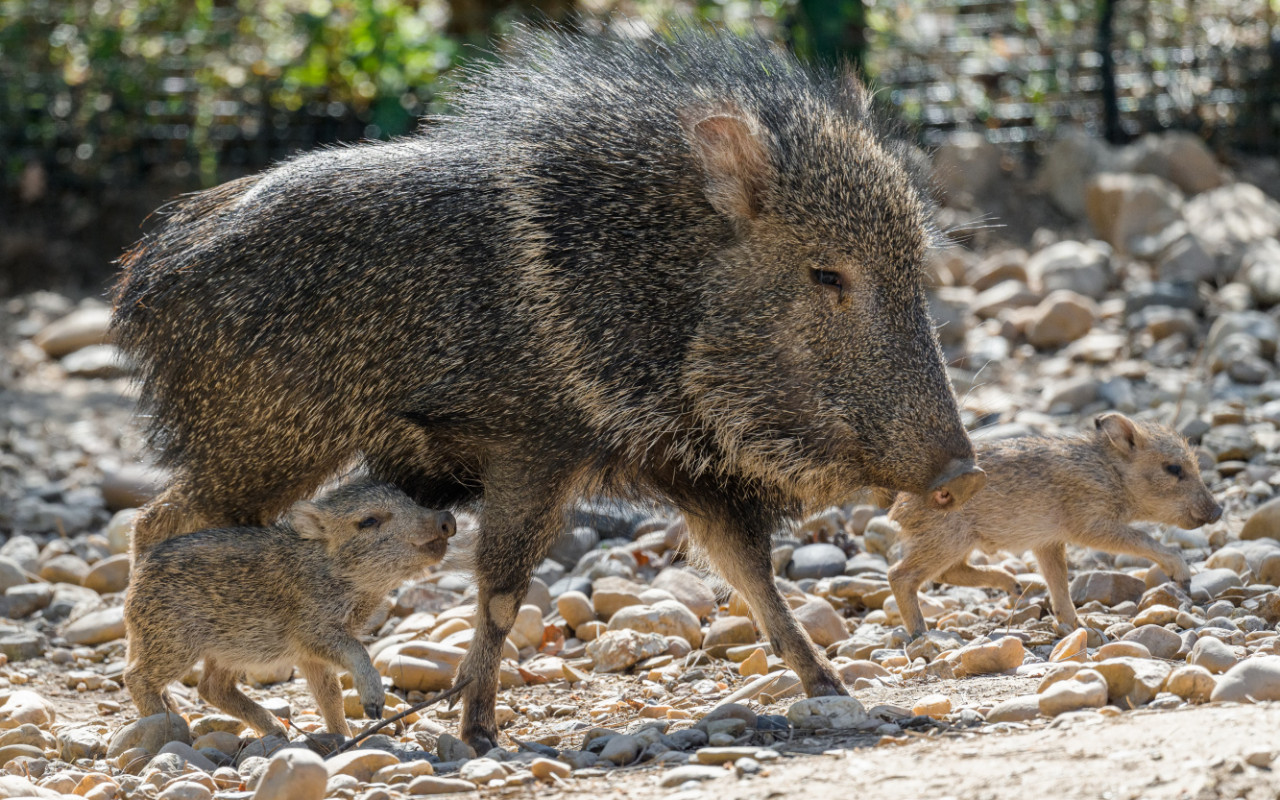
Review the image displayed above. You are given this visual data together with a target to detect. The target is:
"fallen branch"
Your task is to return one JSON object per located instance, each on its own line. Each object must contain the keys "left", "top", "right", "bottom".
{"left": 327, "top": 677, "right": 473, "bottom": 758}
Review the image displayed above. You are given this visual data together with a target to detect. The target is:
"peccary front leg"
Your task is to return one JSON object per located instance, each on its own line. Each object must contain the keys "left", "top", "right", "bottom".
{"left": 456, "top": 468, "right": 567, "bottom": 752}
{"left": 298, "top": 629, "right": 386, "bottom": 724}
{"left": 298, "top": 659, "right": 352, "bottom": 737}
{"left": 1033, "top": 543, "right": 1080, "bottom": 631}
{"left": 685, "top": 500, "right": 845, "bottom": 698}
{"left": 1071, "top": 523, "right": 1192, "bottom": 588}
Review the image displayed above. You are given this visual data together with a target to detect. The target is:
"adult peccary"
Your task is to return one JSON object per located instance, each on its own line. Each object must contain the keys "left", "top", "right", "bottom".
{"left": 124, "top": 480, "right": 457, "bottom": 737}
{"left": 112, "top": 23, "right": 985, "bottom": 750}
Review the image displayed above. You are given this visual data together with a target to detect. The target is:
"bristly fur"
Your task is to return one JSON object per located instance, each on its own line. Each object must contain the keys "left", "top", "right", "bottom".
{"left": 112, "top": 20, "right": 977, "bottom": 750}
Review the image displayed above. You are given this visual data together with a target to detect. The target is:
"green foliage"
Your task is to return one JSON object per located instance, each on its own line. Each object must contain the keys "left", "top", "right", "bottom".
{"left": 0, "top": 0, "right": 462, "bottom": 185}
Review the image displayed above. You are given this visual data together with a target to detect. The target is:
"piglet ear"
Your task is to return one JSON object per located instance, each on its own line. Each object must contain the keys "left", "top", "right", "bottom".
{"left": 679, "top": 105, "right": 770, "bottom": 222}
{"left": 1096, "top": 413, "right": 1139, "bottom": 453}
{"left": 288, "top": 502, "right": 330, "bottom": 541}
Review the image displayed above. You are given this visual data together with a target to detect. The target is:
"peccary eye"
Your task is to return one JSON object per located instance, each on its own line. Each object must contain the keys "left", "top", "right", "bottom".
{"left": 357, "top": 516, "right": 380, "bottom": 530}
{"left": 811, "top": 268, "right": 845, "bottom": 301}
{"left": 1165, "top": 464, "right": 1183, "bottom": 478}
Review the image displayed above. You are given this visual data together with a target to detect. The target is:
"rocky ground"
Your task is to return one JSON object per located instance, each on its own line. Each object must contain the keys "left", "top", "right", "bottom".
{"left": 5, "top": 129, "right": 1280, "bottom": 800}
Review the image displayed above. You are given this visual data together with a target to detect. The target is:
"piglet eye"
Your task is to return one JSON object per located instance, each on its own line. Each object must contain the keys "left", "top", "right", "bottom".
{"left": 1165, "top": 464, "right": 1183, "bottom": 478}
{"left": 357, "top": 516, "right": 380, "bottom": 530}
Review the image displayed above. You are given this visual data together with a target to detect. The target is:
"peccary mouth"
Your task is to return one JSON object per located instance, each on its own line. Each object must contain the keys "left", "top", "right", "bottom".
{"left": 413, "top": 539, "right": 449, "bottom": 561}
{"left": 926, "top": 459, "right": 987, "bottom": 511}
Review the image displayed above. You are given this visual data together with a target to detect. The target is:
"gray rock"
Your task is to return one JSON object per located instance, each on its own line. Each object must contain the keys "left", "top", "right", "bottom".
{"left": 251, "top": 748, "right": 328, "bottom": 800}
{"left": 658, "top": 765, "right": 728, "bottom": 787}
{"left": 1210, "top": 656, "right": 1280, "bottom": 703}
{"left": 786, "top": 696, "right": 870, "bottom": 730}
{"left": 844, "top": 553, "right": 888, "bottom": 576}
{"left": 107, "top": 712, "right": 192, "bottom": 759}
{"left": 548, "top": 576, "right": 592, "bottom": 599}
{"left": 1191, "top": 568, "right": 1244, "bottom": 602}
{"left": 985, "top": 694, "right": 1041, "bottom": 723}
{"left": 1121, "top": 625, "right": 1182, "bottom": 660}
{"left": 651, "top": 567, "right": 715, "bottom": 619}
{"left": 1188, "top": 636, "right": 1238, "bottom": 674}
{"left": 0, "top": 559, "right": 28, "bottom": 595}
{"left": 61, "top": 344, "right": 131, "bottom": 378}
{"left": 1084, "top": 173, "right": 1183, "bottom": 254}
{"left": 1039, "top": 128, "right": 1114, "bottom": 219}
{"left": 1201, "top": 426, "right": 1261, "bottom": 462}
{"left": 971, "top": 280, "right": 1040, "bottom": 320}
{"left": 1043, "top": 377, "right": 1101, "bottom": 413}
{"left": 1206, "top": 311, "right": 1279, "bottom": 360}
{"left": 1124, "top": 281, "right": 1202, "bottom": 315}
{"left": 0, "top": 538, "right": 39, "bottom": 573}
{"left": 586, "top": 629, "right": 668, "bottom": 672}
{"left": 787, "top": 543, "right": 847, "bottom": 581}
{"left": 1158, "top": 232, "right": 1218, "bottom": 284}
{"left": 459, "top": 757, "right": 507, "bottom": 785}
{"left": 158, "top": 740, "right": 219, "bottom": 771}
{"left": 234, "top": 735, "right": 291, "bottom": 766}
{"left": 599, "top": 734, "right": 642, "bottom": 765}
{"left": 1070, "top": 571, "right": 1145, "bottom": 607}
{"left": 1128, "top": 306, "right": 1198, "bottom": 341}
{"left": 436, "top": 733, "right": 476, "bottom": 763}
{"left": 0, "top": 633, "right": 47, "bottom": 663}
{"left": 1184, "top": 183, "right": 1280, "bottom": 254}
{"left": 62, "top": 606, "right": 125, "bottom": 645}
{"left": 1026, "top": 241, "right": 1111, "bottom": 299}
{"left": 533, "top": 559, "right": 566, "bottom": 588}
{"left": 933, "top": 131, "right": 1002, "bottom": 206}
{"left": 523, "top": 577, "right": 552, "bottom": 616}
{"left": 547, "top": 527, "right": 599, "bottom": 569}
{"left": 57, "top": 725, "right": 106, "bottom": 761}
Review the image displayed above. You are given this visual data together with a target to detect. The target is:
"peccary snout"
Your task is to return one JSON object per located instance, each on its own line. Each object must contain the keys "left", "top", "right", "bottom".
{"left": 437, "top": 511, "right": 458, "bottom": 539}
{"left": 414, "top": 510, "right": 457, "bottom": 547}
{"left": 1198, "top": 501, "right": 1223, "bottom": 527}
{"left": 927, "top": 459, "right": 987, "bottom": 510}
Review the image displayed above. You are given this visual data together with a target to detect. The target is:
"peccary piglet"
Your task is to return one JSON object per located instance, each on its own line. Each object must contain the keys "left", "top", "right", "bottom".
{"left": 123, "top": 480, "right": 456, "bottom": 737}
{"left": 888, "top": 414, "right": 1221, "bottom": 636}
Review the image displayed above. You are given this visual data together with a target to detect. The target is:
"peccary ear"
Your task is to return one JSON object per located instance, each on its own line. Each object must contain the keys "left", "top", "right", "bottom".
{"left": 835, "top": 69, "right": 872, "bottom": 118}
{"left": 1096, "top": 413, "right": 1140, "bottom": 454}
{"left": 288, "top": 502, "right": 331, "bottom": 541}
{"left": 679, "top": 106, "right": 769, "bottom": 222}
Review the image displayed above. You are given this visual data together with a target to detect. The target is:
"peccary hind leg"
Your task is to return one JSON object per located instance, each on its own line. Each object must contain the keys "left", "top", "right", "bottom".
{"left": 685, "top": 494, "right": 846, "bottom": 698}
{"left": 198, "top": 657, "right": 289, "bottom": 738}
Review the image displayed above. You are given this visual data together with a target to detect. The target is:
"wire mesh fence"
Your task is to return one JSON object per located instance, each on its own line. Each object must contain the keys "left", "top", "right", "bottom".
{"left": 1, "top": 0, "right": 1276, "bottom": 291}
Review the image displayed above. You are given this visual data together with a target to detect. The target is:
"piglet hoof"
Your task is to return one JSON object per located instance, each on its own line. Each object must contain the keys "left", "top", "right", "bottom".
{"left": 805, "top": 675, "right": 850, "bottom": 698}
{"left": 1051, "top": 620, "right": 1078, "bottom": 638}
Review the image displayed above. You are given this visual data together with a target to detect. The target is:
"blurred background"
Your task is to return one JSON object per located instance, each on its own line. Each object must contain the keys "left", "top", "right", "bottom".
{"left": 1, "top": 0, "right": 1278, "bottom": 295}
